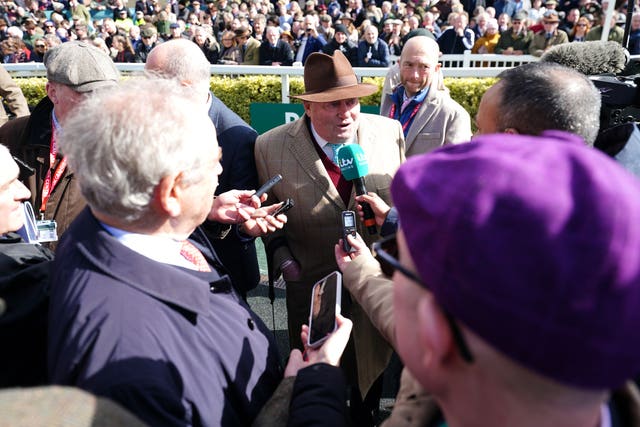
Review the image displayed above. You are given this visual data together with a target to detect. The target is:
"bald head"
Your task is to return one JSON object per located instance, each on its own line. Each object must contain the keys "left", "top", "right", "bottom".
{"left": 399, "top": 36, "right": 441, "bottom": 97}
{"left": 400, "top": 36, "right": 439, "bottom": 65}
{"left": 145, "top": 39, "right": 211, "bottom": 101}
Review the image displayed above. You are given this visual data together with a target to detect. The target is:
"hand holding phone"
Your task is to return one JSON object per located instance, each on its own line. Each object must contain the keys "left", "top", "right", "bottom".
{"left": 341, "top": 210, "right": 357, "bottom": 253}
{"left": 273, "top": 198, "right": 294, "bottom": 217}
{"left": 307, "top": 271, "right": 342, "bottom": 348}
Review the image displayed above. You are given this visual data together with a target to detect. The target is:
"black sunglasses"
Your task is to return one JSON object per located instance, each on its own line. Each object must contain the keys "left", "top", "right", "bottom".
{"left": 373, "top": 234, "right": 475, "bottom": 363}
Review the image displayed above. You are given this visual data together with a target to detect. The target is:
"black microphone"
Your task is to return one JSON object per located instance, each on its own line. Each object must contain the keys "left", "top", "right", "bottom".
{"left": 540, "top": 41, "right": 627, "bottom": 75}
{"left": 337, "top": 144, "right": 377, "bottom": 235}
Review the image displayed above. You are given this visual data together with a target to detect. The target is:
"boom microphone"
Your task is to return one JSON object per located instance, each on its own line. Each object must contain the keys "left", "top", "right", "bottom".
{"left": 540, "top": 41, "right": 627, "bottom": 75}
{"left": 337, "top": 144, "right": 377, "bottom": 235}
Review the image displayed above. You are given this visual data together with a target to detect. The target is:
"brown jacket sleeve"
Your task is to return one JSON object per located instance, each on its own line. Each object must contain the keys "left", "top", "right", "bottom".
{"left": 0, "top": 66, "right": 29, "bottom": 126}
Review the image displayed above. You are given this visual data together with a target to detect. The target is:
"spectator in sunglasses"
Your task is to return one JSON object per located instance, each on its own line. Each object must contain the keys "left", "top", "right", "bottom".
{"left": 30, "top": 40, "right": 48, "bottom": 62}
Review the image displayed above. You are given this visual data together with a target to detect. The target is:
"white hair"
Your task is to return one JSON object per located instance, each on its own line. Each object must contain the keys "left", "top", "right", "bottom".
{"left": 58, "top": 78, "right": 216, "bottom": 223}
{"left": 6, "top": 26, "right": 22, "bottom": 38}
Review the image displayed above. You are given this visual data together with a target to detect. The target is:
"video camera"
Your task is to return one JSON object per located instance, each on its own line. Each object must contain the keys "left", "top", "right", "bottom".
{"left": 590, "top": 73, "right": 640, "bottom": 131}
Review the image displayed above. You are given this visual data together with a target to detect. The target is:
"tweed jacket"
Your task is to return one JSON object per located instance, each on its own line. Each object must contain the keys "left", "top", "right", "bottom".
{"left": 241, "top": 36, "right": 261, "bottom": 65}
{"left": 494, "top": 29, "right": 533, "bottom": 54}
{"left": 380, "top": 87, "right": 472, "bottom": 157}
{"left": 255, "top": 113, "right": 405, "bottom": 396}
{"left": 529, "top": 29, "right": 569, "bottom": 56}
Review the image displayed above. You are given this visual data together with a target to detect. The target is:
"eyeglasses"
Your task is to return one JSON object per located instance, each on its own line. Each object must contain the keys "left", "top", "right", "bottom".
{"left": 373, "top": 233, "right": 475, "bottom": 363}
{"left": 576, "top": 23, "right": 587, "bottom": 26}
{"left": 35, "top": 44, "right": 46, "bottom": 48}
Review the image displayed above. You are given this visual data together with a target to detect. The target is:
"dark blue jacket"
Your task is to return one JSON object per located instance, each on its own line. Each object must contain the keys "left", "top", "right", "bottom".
{"left": 299, "top": 36, "right": 326, "bottom": 64}
{"left": 322, "top": 39, "right": 358, "bottom": 66}
{"left": 203, "top": 93, "right": 260, "bottom": 297}
{"left": 288, "top": 364, "right": 347, "bottom": 427}
{"left": 48, "top": 208, "right": 283, "bottom": 426}
{"left": 357, "top": 38, "right": 390, "bottom": 67}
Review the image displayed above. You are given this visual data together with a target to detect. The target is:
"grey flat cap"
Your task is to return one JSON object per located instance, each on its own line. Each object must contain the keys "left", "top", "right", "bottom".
{"left": 44, "top": 41, "right": 119, "bottom": 92}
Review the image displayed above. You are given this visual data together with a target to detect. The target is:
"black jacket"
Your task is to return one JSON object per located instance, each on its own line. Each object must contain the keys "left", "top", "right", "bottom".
{"left": 259, "top": 39, "right": 294, "bottom": 66}
{"left": 322, "top": 39, "right": 358, "bottom": 66}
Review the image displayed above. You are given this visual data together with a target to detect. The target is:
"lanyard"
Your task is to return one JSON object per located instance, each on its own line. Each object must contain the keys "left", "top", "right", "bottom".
{"left": 389, "top": 100, "right": 423, "bottom": 135}
{"left": 40, "top": 122, "right": 67, "bottom": 214}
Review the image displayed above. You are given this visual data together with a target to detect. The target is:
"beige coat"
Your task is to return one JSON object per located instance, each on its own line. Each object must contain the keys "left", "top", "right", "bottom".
{"left": 342, "top": 254, "right": 435, "bottom": 427}
{"left": 255, "top": 113, "right": 405, "bottom": 396}
{"left": 380, "top": 85, "right": 472, "bottom": 157}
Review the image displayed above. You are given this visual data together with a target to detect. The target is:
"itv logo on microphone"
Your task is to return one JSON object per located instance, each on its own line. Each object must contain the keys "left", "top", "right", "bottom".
{"left": 337, "top": 144, "right": 370, "bottom": 181}
{"left": 337, "top": 157, "right": 353, "bottom": 168}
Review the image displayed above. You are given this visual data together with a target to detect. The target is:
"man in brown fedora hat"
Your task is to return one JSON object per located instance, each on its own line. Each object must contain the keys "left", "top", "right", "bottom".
{"left": 255, "top": 49, "right": 405, "bottom": 423}
{"left": 529, "top": 10, "right": 568, "bottom": 56}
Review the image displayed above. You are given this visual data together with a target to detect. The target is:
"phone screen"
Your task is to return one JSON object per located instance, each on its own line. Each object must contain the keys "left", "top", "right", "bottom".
{"left": 308, "top": 271, "right": 342, "bottom": 348}
{"left": 343, "top": 213, "right": 355, "bottom": 227}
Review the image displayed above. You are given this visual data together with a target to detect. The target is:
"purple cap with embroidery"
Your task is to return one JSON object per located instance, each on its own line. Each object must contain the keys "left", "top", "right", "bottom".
{"left": 392, "top": 131, "right": 640, "bottom": 389}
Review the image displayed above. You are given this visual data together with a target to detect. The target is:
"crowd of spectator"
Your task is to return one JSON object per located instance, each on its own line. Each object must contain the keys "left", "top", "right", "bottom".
{"left": 0, "top": 0, "right": 636, "bottom": 66}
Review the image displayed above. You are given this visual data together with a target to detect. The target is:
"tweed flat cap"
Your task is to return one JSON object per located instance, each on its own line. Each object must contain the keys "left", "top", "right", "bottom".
{"left": 44, "top": 41, "right": 119, "bottom": 93}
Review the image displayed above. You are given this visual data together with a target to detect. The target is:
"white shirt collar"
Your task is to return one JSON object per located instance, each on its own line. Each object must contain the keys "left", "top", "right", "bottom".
{"left": 310, "top": 121, "right": 356, "bottom": 150}
{"left": 101, "top": 222, "right": 196, "bottom": 270}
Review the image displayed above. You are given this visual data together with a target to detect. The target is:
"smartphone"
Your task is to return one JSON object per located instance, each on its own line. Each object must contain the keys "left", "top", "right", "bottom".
{"left": 341, "top": 210, "right": 357, "bottom": 253}
{"left": 307, "top": 271, "right": 342, "bottom": 348}
{"left": 255, "top": 174, "right": 283, "bottom": 198}
{"left": 273, "top": 198, "right": 294, "bottom": 216}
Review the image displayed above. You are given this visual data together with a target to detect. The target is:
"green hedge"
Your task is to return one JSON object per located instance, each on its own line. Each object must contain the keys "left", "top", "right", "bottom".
{"left": 15, "top": 76, "right": 497, "bottom": 126}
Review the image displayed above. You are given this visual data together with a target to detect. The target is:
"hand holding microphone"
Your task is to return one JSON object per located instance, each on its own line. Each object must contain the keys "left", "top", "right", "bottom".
{"left": 337, "top": 144, "right": 378, "bottom": 234}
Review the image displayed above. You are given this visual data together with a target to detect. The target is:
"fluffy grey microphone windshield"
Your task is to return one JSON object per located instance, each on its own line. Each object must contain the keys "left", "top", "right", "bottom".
{"left": 540, "top": 41, "right": 627, "bottom": 75}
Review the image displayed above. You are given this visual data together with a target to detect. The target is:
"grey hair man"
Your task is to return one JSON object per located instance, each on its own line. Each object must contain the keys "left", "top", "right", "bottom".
{"left": 475, "top": 61, "right": 601, "bottom": 145}
{"left": 145, "top": 38, "right": 264, "bottom": 297}
{"left": 0, "top": 41, "right": 120, "bottom": 248}
{"left": 47, "top": 78, "right": 284, "bottom": 426}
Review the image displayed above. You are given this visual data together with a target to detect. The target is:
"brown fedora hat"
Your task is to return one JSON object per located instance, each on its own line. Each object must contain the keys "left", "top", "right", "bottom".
{"left": 291, "top": 50, "right": 378, "bottom": 102}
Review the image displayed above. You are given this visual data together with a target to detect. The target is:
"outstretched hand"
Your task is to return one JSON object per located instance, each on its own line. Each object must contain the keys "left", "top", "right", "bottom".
{"left": 208, "top": 190, "right": 263, "bottom": 224}
{"left": 238, "top": 201, "right": 289, "bottom": 237}
{"left": 284, "top": 314, "right": 353, "bottom": 377}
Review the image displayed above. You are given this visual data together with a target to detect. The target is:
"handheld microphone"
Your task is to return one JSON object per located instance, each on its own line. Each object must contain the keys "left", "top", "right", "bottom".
{"left": 540, "top": 41, "right": 627, "bottom": 75}
{"left": 337, "top": 144, "right": 377, "bottom": 235}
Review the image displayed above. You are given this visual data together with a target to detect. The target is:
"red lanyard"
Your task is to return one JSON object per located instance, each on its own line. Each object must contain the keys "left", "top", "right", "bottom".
{"left": 40, "top": 122, "right": 67, "bottom": 213}
{"left": 389, "top": 101, "right": 423, "bottom": 134}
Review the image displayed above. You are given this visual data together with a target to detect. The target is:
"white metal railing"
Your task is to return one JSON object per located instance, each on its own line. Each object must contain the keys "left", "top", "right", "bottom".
{"left": 3, "top": 51, "right": 539, "bottom": 103}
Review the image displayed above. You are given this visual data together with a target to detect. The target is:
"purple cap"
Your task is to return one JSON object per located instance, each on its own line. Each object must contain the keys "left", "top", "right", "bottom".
{"left": 392, "top": 131, "right": 640, "bottom": 390}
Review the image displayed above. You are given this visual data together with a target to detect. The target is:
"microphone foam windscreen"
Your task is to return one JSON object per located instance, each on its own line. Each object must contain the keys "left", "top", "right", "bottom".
{"left": 337, "top": 144, "right": 369, "bottom": 180}
{"left": 541, "top": 41, "right": 626, "bottom": 75}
